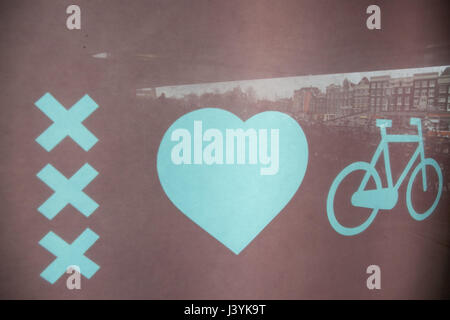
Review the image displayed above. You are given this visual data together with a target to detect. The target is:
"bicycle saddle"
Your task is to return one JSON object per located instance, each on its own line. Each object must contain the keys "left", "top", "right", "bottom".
{"left": 376, "top": 119, "right": 392, "bottom": 128}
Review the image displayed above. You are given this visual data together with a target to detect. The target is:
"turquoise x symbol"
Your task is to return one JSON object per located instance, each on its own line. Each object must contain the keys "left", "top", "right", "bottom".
{"left": 35, "top": 93, "right": 98, "bottom": 151}
{"left": 37, "top": 163, "right": 99, "bottom": 219}
{"left": 40, "top": 228, "right": 100, "bottom": 284}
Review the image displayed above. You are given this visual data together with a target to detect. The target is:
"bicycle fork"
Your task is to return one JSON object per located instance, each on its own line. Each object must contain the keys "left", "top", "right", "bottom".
{"left": 416, "top": 120, "right": 427, "bottom": 192}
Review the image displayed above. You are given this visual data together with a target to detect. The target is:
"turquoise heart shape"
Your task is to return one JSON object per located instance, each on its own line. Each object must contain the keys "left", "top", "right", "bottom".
{"left": 157, "top": 108, "right": 308, "bottom": 254}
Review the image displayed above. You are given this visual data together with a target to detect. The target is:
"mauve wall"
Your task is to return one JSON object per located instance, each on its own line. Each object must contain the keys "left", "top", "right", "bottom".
{"left": 0, "top": 0, "right": 449, "bottom": 299}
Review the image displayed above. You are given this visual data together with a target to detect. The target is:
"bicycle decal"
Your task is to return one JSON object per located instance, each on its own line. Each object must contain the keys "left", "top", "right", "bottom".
{"left": 326, "top": 118, "right": 443, "bottom": 236}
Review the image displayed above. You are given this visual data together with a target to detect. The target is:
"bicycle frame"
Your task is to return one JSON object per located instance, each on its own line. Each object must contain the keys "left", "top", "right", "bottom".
{"left": 358, "top": 119, "right": 427, "bottom": 193}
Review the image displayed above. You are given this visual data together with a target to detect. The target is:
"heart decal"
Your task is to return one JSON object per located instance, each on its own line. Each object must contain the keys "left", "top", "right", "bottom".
{"left": 157, "top": 108, "right": 308, "bottom": 254}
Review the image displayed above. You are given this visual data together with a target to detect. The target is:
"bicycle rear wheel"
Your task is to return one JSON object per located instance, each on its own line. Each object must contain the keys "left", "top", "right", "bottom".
{"left": 327, "top": 162, "right": 382, "bottom": 236}
{"left": 406, "top": 158, "right": 443, "bottom": 221}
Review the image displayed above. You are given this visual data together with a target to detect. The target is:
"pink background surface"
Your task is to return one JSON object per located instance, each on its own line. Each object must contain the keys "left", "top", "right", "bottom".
{"left": 0, "top": 0, "right": 449, "bottom": 299}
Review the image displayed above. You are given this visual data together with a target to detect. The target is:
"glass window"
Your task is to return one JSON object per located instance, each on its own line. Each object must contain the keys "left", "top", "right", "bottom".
{"left": 422, "top": 80, "right": 428, "bottom": 87}
{"left": 429, "top": 80, "right": 436, "bottom": 87}
{"left": 398, "top": 88, "right": 403, "bottom": 94}
{"left": 397, "top": 97, "right": 402, "bottom": 105}
{"left": 439, "top": 86, "right": 446, "bottom": 93}
{"left": 429, "top": 89, "right": 434, "bottom": 97}
{"left": 405, "top": 87, "right": 411, "bottom": 94}
{"left": 415, "top": 82, "right": 420, "bottom": 88}
{"left": 421, "top": 89, "right": 427, "bottom": 96}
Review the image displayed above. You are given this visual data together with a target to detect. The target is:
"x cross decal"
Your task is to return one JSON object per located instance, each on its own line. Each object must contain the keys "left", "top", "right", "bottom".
{"left": 39, "top": 228, "right": 100, "bottom": 284}
{"left": 37, "top": 163, "right": 99, "bottom": 219}
{"left": 35, "top": 93, "right": 98, "bottom": 151}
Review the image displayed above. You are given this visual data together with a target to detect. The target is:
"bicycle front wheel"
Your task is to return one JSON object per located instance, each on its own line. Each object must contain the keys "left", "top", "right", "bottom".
{"left": 327, "top": 162, "right": 382, "bottom": 236}
{"left": 406, "top": 158, "right": 443, "bottom": 221}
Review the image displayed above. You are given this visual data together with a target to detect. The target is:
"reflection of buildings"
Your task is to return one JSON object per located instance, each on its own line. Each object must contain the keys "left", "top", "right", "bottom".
{"left": 325, "top": 84, "right": 342, "bottom": 114}
{"left": 325, "top": 80, "right": 356, "bottom": 116}
{"left": 437, "top": 68, "right": 450, "bottom": 112}
{"left": 353, "top": 77, "right": 370, "bottom": 112}
{"left": 341, "top": 79, "right": 355, "bottom": 115}
{"left": 316, "top": 92, "right": 327, "bottom": 114}
{"left": 369, "top": 75, "right": 390, "bottom": 113}
{"left": 292, "top": 67, "right": 450, "bottom": 120}
{"left": 293, "top": 87, "right": 325, "bottom": 117}
{"left": 388, "top": 76, "right": 413, "bottom": 112}
{"left": 412, "top": 72, "right": 438, "bottom": 111}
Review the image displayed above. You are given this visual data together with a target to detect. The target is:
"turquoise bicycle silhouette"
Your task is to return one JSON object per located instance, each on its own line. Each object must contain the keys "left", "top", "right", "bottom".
{"left": 327, "top": 118, "right": 443, "bottom": 236}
